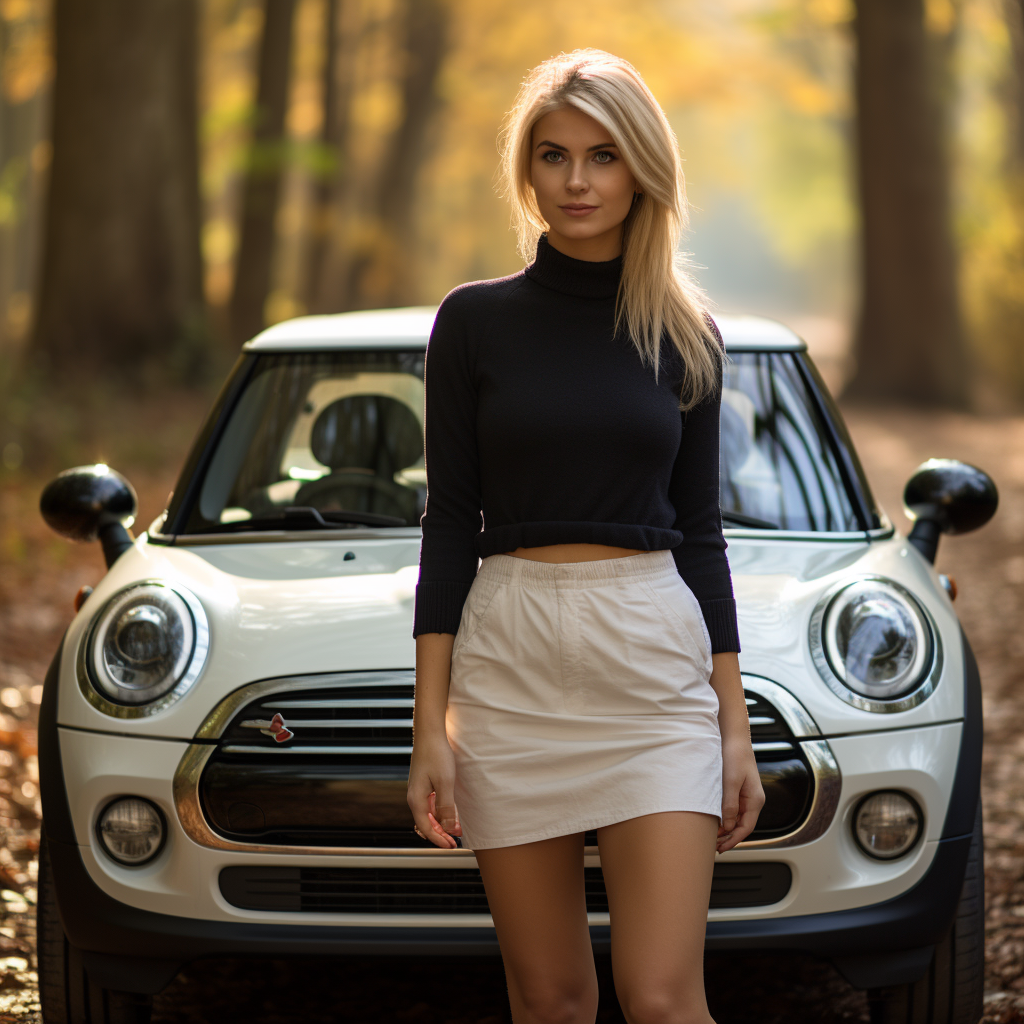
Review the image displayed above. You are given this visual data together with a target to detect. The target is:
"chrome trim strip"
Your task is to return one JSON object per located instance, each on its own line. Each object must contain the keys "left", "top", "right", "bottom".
{"left": 194, "top": 671, "right": 416, "bottom": 740}
{"left": 239, "top": 718, "right": 414, "bottom": 730}
{"left": 265, "top": 698, "right": 415, "bottom": 709}
{"left": 740, "top": 675, "right": 821, "bottom": 738}
{"left": 75, "top": 579, "right": 211, "bottom": 720}
{"left": 221, "top": 744, "right": 413, "bottom": 755}
{"left": 737, "top": 739, "right": 842, "bottom": 849}
{"left": 807, "top": 574, "right": 944, "bottom": 714}
{"left": 173, "top": 671, "right": 840, "bottom": 856}
{"left": 747, "top": 716, "right": 775, "bottom": 727}
{"left": 751, "top": 742, "right": 794, "bottom": 753}
{"left": 734, "top": 677, "right": 841, "bottom": 850}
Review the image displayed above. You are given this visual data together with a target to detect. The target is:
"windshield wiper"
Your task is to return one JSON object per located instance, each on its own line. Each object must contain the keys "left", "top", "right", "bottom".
{"left": 721, "top": 511, "right": 780, "bottom": 530}
{"left": 201, "top": 505, "right": 408, "bottom": 533}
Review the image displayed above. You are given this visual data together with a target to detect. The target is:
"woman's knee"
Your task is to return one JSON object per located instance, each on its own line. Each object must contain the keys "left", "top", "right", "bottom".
{"left": 512, "top": 972, "right": 599, "bottom": 1024}
{"left": 617, "top": 986, "right": 713, "bottom": 1024}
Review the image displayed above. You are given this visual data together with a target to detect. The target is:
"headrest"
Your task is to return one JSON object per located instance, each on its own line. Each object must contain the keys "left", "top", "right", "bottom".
{"left": 310, "top": 395, "right": 422, "bottom": 472}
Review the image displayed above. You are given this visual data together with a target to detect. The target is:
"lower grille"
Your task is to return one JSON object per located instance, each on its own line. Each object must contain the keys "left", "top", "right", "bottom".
{"left": 219, "top": 862, "right": 793, "bottom": 914}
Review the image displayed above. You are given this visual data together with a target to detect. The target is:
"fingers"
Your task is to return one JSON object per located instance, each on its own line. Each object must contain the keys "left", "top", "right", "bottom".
{"left": 716, "top": 771, "right": 766, "bottom": 854}
{"left": 409, "top": 789, "right": 459, "bottom": 849}
{"left": 432, "top": 785, "right": 461, "bottom": 837}
{"left": 716, "top": 804, "right": 759, "bottom": 854}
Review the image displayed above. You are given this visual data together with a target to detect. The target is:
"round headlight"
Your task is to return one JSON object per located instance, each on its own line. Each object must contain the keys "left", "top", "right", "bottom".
{"left": 853, "top": 791, "right": 923, "bottom": 859}
{"left": 96, "top": 797, "right": 166, "bottom": 865}
{"left": 809, "top": 575, "right": 941, "bottom": 712}
{"left": 80, "top": 581, "right": 209, "bottom": 716}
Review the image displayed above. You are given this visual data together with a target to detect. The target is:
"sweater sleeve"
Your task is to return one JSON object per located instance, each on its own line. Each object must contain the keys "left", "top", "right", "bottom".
{"left": 667, "top": 315, "right": 741, "bottom": 654}
{"left": 412, "top": 288, "right": 483, "bottom": 638}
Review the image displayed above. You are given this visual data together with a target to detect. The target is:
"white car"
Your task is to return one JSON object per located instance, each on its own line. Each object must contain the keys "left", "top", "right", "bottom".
{"left": 35, "top": 308, "right": 996, "bottom": 1024}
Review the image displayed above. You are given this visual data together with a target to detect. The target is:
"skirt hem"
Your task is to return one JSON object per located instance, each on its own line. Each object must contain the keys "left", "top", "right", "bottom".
{"left": 460, "top": 800, "right": 723, "bottom": 851}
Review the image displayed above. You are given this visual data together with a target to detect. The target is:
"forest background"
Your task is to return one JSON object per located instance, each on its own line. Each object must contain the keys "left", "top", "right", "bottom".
{"left": 1, "top": 0, "right": 1024, "bottom": 431}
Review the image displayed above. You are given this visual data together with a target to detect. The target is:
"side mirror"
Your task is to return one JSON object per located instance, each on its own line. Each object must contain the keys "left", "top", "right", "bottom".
{"left": 39, "top": 464, "right": 138, "bottom": 569}
{"left": 903, "top": 458, "right": 998, "bottom": 564}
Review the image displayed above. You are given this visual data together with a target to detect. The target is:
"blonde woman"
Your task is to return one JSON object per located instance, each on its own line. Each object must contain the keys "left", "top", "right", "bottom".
{"left": 407, "top": 49, "right": 764, "bottom": 1024}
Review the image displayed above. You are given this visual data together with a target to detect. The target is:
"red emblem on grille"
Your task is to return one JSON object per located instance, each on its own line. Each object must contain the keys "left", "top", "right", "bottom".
{"left": 262, "top": 713, "right": 294, "bottom": 743}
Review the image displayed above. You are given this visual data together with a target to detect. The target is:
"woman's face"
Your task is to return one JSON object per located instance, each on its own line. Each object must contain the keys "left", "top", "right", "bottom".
{"left": 529, "top": 104, "right": 639, "bottom": 261}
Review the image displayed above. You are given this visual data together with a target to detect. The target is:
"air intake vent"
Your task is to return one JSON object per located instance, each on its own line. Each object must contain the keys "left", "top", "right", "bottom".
{"left": 219, "top": 862, "right": 793, "bottom": 914}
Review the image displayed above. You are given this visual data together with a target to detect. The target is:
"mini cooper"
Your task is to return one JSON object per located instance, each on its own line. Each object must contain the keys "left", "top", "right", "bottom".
{"left": 34, "top": 307, "right": 997, "bottom": 1024}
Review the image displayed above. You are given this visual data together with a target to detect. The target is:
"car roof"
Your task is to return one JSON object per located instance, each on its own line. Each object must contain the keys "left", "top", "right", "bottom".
{"left": 243, "top": 306, "right": 807, "bottom": 353}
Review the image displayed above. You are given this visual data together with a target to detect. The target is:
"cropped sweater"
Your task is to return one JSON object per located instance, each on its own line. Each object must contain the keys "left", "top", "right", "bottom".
{"left": 412, "top": 233, "right": 741, "bottom": 654}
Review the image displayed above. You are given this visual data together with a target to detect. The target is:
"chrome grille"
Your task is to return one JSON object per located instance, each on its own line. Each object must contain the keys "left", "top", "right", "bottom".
{"left": 184, "top": 671, "right": 835, "bottom": 853}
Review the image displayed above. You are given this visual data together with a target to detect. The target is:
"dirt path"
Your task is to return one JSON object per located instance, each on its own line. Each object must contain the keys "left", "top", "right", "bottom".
{"left": 0, "top": 392, "right": 1019, "bottom": 1023}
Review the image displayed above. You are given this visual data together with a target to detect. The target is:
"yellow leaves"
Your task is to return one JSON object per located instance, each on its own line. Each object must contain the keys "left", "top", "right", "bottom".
{"left": 1, "top": 6, "right": 50, "bottom": 104}
{"left": 925, "top": 0, "right": 958, "bottom": 36}
{"left": 352, "top": 78, "right": 403, "bottom": 135}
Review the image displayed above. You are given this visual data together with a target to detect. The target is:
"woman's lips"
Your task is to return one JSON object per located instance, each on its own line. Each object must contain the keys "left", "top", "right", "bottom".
{"left": 560, "top": 204, "right": 598, "bottom": 217}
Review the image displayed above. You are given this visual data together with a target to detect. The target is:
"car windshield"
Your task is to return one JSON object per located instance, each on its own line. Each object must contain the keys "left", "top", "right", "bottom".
{"left": 178, "top": 350, "right": 427, "bottom": 535}
{"left": 173, "top": 347, "right": 869, "bottom": 536}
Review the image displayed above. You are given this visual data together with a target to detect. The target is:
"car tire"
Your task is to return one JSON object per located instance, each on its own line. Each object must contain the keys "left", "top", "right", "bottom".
{"left": 36, "top": 833, "right": 153, "bottom": 1024}
{"left": 866, "top": 797, "right": 985, "bottom": 1024}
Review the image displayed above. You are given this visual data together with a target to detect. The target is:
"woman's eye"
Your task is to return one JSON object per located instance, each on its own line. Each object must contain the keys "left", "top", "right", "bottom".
{"left": 594, "top": 151, "right": 615, "bottom": 163}
{"left": 542, "top": 151, "right": 563, "bottom": 163}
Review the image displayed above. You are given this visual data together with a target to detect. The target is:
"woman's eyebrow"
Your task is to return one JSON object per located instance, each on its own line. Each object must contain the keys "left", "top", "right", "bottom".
{"left": 534, "top": 140, "right": 618, "bottom": 152}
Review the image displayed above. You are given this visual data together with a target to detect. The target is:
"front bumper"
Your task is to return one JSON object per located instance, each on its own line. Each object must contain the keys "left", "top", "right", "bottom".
{"left": 39, "top": 626, "right": 983, "bottom": 996}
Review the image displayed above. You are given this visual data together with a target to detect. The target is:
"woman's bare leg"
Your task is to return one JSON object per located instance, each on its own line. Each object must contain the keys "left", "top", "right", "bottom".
{"left": 475, "top": 831, "right": 599, "bottom": 1024}
{"left": 596, "top": 811, "right": 719, "bottom": 1024}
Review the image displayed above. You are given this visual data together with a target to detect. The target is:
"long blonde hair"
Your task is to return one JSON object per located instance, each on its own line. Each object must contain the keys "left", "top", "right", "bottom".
{"left": 497, "top": 49, "right": 724, "bottom": 411}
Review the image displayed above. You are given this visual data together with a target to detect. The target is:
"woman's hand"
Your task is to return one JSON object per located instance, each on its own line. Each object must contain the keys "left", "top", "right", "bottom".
{"left": 717, "top": 734, "right": 765, "bottom": 854}
{"left": 407, "top": 732, "right": 462, "bottom": 849}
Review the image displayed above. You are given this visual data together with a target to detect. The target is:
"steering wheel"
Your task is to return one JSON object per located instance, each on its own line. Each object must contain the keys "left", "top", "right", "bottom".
{"left": 292, "top": 471, "right": 416, "bottom": 520}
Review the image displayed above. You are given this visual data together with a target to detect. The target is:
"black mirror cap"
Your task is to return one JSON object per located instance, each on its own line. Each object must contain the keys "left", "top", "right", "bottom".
{"left": 903, "top": 458, "right": 998, "bottom": 537}
{"left": 39, "top": 464, "right": 138, "bottom": 543}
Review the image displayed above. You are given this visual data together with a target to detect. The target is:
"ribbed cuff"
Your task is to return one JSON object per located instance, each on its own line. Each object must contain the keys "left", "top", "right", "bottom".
{"left": 412, "top": 580, "right": 474, "bottom": 638}
{"left": 699, "top": 597, "right": 741, "bottom": 654}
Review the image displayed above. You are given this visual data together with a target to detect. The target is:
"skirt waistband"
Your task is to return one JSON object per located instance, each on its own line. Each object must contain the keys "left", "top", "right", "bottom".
{"left": 477, "top": 549, "right": 679, "bottom": 588}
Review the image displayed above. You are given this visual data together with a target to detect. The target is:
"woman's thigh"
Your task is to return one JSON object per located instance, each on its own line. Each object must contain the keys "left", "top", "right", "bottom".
{"left": 475, "top": 832, "right": 599, "bottom": 1019}
{"left": 596, "top": 811, "right": 719, "bottom": 1022}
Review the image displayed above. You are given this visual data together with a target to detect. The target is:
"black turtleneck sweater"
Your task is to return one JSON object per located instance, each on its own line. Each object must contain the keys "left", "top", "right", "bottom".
{"left": 413, "top": 234, "right": 741, "bottom": 654}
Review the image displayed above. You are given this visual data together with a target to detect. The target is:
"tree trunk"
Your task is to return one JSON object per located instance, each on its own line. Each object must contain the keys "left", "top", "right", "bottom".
{"left": 228, "top": 0, "right": 297, "bottom": 347}
{"left": 330, "top": 0, "right": 449, "bottom": 311}
{"left": 25, "top": 0, "right": 208, "bottom": 389}
{"left": 845, "top": 0, "right": 971, "bottom": 408}
{"left": 303, "top": 0, "right": 353, "bottom": 313}
{"left": 1002, "top": 0, "right": 1024, "bottom": 172}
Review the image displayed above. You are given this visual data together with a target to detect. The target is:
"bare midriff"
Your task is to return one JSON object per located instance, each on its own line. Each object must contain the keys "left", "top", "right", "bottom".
{"left": 507, "top": 542, "right": 646, "bottom": 563}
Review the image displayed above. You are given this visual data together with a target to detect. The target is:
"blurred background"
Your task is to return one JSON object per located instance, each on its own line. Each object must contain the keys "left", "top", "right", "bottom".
{"left": 0, "top": 0, "right": 1023, "bottom": 1021}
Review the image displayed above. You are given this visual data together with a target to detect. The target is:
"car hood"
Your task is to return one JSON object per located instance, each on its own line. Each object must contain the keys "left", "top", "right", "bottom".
{"left": 55, "top": 531, "right": 965, "bottom": 739}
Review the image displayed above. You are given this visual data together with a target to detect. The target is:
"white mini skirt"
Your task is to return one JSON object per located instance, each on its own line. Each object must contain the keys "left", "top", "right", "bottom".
{"left": 444, "top": 548, "right": 723, "bottom": 851}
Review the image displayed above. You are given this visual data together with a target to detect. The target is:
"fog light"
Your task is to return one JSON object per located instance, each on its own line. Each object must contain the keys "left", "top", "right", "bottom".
{"left": 96, "top": 797, "right": 165, "bottom": 865}
{"left": 853, "top": 790, "right": 922, "bottom": 859}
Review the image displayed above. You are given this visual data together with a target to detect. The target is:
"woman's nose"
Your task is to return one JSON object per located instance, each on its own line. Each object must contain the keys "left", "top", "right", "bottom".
{"left": 566, "top": 161, "right": 589, "bottom": 192}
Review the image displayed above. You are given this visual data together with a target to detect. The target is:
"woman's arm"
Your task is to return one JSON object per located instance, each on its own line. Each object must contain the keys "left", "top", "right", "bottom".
{"left": 666, "top": 315, "right": 763, "bottom": 850}
{"left": 665, "top": 317, "right": 741, "bottom": 654}
{"left": 408, "top": 287, "right": 482, "bottom": 849}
